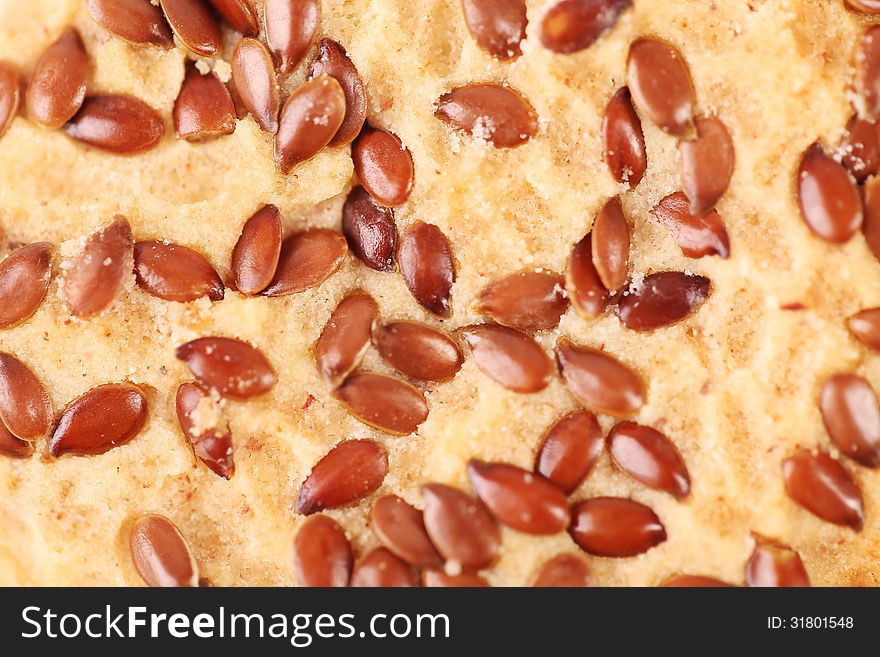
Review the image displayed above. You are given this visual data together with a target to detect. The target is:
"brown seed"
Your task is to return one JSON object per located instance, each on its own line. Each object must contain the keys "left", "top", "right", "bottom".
{"left": 422, "top": 483, "right": 501, "bottom": 570}
{"left": 840, "top": 114, "right": 880, "bottom": 181}
{"left": 679, "top": 115, "right": 735, "bottom": 216}
{"left": 399, "top": 221, "right": 456, "bottom": 316}
{"left": 315, "top": 292, "right": 379, "bottom": 387}
{"left": 626, "top": 37, "right": 695, "bottom": 137}
{"left": 296, "top": 439, "right": 388, "bottom": 515}
{"left": 275, "top": 76, "right": 346, "bottom": 173}
{"left": 265, "top": 0, "right": 320, "bottom": 75}
{"left": 231, "top": 205, "right": 282, "bottom": 294}
{"left": 782, "top": 449, "right": 864, "bottom": 531}
{"left": 566, "top": 233, "right": 608, "bottom": 318}
{"left": 0, "top": 420, "right": 34, "bottom": 459}
{"left": 819, "top": 374, "right": 880, "bottom": 467}
{"left": 342, "top": 186, "right": 399, "bottom": 272}
{"left": 862, "top": 26, "right": 880, "bottom": 118}
{"left": 797, "top": 142, "right": 862, "bottom": 243}
{"left": 207, "top": 0, "right": 257, "bottom": 35}
{"left": 461, "top": 0, "right": 527, "bottom": 60}
{"left": 0, "top": 61, "right": 20, "bottom": 140}
{"left": 617, "top": 271, "right": 711, "bottom": 331}
{"left": 458, "top": 324, "right": 554, "bottom": 394}
{"left": 64, "top": 95, "right": 165, "bottom": 154}
{"left": 353, "top": 127, "right": 414, "bottom": 207}
{"left": 556, "top": 337, "right": 645, "bottom": 416}
{"left": 475, "top": 270, "right": 569, "bottom": 330}
{"left": 134, "top": 240, "right": 223, "bottom": 302}
{"left": 0, "top": 242, "right": 54, "bottom": 329}
{"left": 49, "top": 383, "right": 148, "bottom": 457}
{"left": 231, "top": 38, "right": 280, "bottom": 133}
{"left": 374, "top": 321, "right": 463, "bottom": 382}
{"left": 535, "top": 410, "right": 603, "bottom": 494}
{"left": 591, "top": 196, "right": 630, "bottom": 291}
{"left": 569, "top": 497, "right": 666, "bottom": 557}
{"left": 26, "top": 28, "right": 88, "bottom": 129}
{"left": 351, "top": 548, "right": 417, "bottom": 587}
{"left": 262, "top": 228, "right": 348, "bottom": 296}
{"left": 309, "top": 39, "right": 367, "bottom": 147}
{"left": 85, "top": 0, "right": 174, "bottom": 47}
{"left": 176, "top": 337, "right": 275, "bottom": 399}
{"left": 745, "top": 537, "right": 810, "bottom": 587}
{"left": 370, "top": 494, "right": 443, "bottom": 567}
{"left": 849, "top": 0, "right": 880, "bottom": 13}
{"left": 63, "top": 216, "right": 133, "bottom": 318}
{"left": 540, "top": 0, "right": 632, "bottom": 54}
{"left": 435, "top": 84, "right": 537, "bottom": 148}
{"left": 847, "top": 307, "right": 880, "bottom": 351}
{"left": 0, "top": 353, "right": 52, "bottom": 441}
{"left": 130, "top": 515, "right": 198, "bottom": 587}
{"left": 607, "top": 421, "right": 690, "bottom": 499}
{"left": 862, "top": 175, "right": 880, "bottom": 261}
{"left": 467, "top": 460, "right": 569, "bottom": 534}
{"left": 650, "top": 191, "right": 731, "bottom": 259}
{"left": 602, "top": 87, "right": 646, "bottom": 188}
{"left": 660, "top": 575, "right": 733, "bottom": 587}
{"left": 334, "top": 373, "right": 428, "bottom": 436}
{"left": 173, "top": 64, "right": 236, "bottom": 141}
{"left": 293, "top": 515, "right": 352, "bottom": 587}
{"left": 175, "top": 382, "right": 234, "bottom": 479}
{"left": 422, "top": 569, "right": 490, "bottom": 587}
{"left": 158, "top": 0, "right": 222, "bottom": 56}
{"left": 532, "top": 553, "right": 594, "bottom": 587}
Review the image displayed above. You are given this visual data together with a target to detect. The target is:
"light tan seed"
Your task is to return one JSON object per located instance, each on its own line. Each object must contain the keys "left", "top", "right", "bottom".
{"left": 310, "top": 39, "right": 367, "bottom": 147}
{"left": 532, "top": 553, "right": 594, "bottom": 587}
{"left": 232, "top": 38, "right": 280, "bottom": 133}
{"left": 130, "top": 514, "right": 199, "bottom": 587}
{"left": 627, "top": 37, "right": 695, "bottom": 137}
{"left": 370, "top": 494, "right": 443, "bottom": 567}
{"left": 353, "top": 127, "right": 414, "bottom": 207}
{"left": 175, "top": 337, "right": 276, "bottom": 399}
{"left": 262, "top": 228, "right": 348, "bottom": 297}
{"left": 476, "top": 270, "right": 569, "bottom": 330}
{"left": 315, "top": 292, "right": 379, "bottom": 387}
{"left": 650, "top": 191, "right": 731, "bottom": 259}
{"left": 175, "top": 382, "right": 234, "bottom": 479}
{"left": 159, "top": 0, "right": 222, "bottom": 56}
{"left": 602, "top": 87, "right": 646, "bottom": 188}
{"left": 462, "top": 0, "right": 527, "bottom": 60}
{"left": 293, "top": 515, "right": 352, "bottom": 587}
{"left": 351, "top": 548, "right": 416, "bottom": 588}
{"left": 231, "top": 205, "right": 282, "bottom": 294}
{"left": 556, "top": 337, "right": 645, "bottom": 416}
{"left": 63, "top": 216, "right": 133, "bottom": 317}
{"left": 207, "top": 0, "right": 258, "bottom": 35}
{"left": 435, "top": 84, "right": 537, "bottom": 148}
{"left": 64, "top": 95, "right": 165, "bottom": 154}
{"left": 591, "top": 196, "right": 630, "bottom": 291}
{"left": 374, "top": 321, "right": 463, "bottom": 382}
{"left": 540, "top": 0, "right": 632, "bottom": 54}
{"left": 296, "top": 439, "right": 388, "bottom": 515}
{"left": 745, "top": 536, "right": 810, "bottom": 587}
{"left": 85, "top": 0, "right": 174, "bottom": 47}
{"left": 0, "top": 353, "right": 52, "bottom": 441}
{"left": 567, "top": 233, "right": 608, "bottom": 318}
{"left": 422, "top": 482, "right": 501, "bottom": 570}
{"left": 0, "top": 243, "right": 54, "bottom": 329}
{"left": 275, "top": 76, "right": 346, "bottom": 173}
{"left": 679, "top": 115, "right": 735, "bottom": 216}
{"left": 265, "top": 0, "right": 321, "bottom": 75}
{"left": 535, "top": 410, "right": 604, "bottom": 494}
{"left": 134, "top": 240, "right": 224, "bottom": 302}
{"left": 399, "top": 221, "right": 456, "bottom": 316}
{"left": 26, "top": 28, "right": 88, "bottom": 129}
{"left": 459, "top": 324, "right": 554, "bottom": 393}
{"left": 0, "top": 61, "right": 20, "bottom": 141}
{"left": 334, "top": 372, "right": 428, "bottom": 436}
{"left": 173, "top": 64, "right": 236, "bottom": 141}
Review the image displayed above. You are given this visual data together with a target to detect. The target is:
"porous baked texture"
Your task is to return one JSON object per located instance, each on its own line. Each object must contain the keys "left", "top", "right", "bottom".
{"left": 1, "top": 0, "right": 879, "bottom": 586}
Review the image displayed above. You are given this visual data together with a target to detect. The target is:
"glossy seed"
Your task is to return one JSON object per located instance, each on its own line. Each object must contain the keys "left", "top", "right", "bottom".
{"left": 26, "top": 28, "right": 88, "bottom": 129}
{"left": 0, "top": 353, "right": 52, "bottom": 441}
{"left": 231, "top": 205, "right": 282, "bottom": 294}
{"left": 265, "top": 0, "right": 320, "bottom": 75}
{"left": 862, "top": 175, "right": 880, "bottom": 261}
{"left": 848, "top": 308, "right": 880, "bottom": 351}
{"left": 158, "top": 0, "right": 222, "bottom": 56}
{"left": 49, "top": 383, "right": 147, "bottom": 456}
{"left": 262, "top": 228, "right": 347, "bottom": 296}
{"left": 862, "top": 26, "right": 880, "bottom": 118}
{"left": 602, "top": 87, "right": 646, "bottom": 188}
{"left": 353, "top": 127, "right": 414, "bottom": 207}
{"left": 819, "top": 373, "right": 880, "bottom": 467}
{"left": 315, "top": 292, "right": 379, "bottom": 387}
{"left": 351, "top": 548, "right": 416, "bottom": 587}
{"left": 399, "top": 221, "right": 456, "bottom": 316}
{"left": 207, "top": 0, "right": 257, "bottom": 35}
{"left": 679, "top": 115, "right": 735, "bottom": 216}
{"left": 176, "top": 337, "right": 275, "bottom": 399}
{"left": 608, "top": 421, "right": 690, "bottom": 499}
{"left": 134, "top": 240, "right": 223, "bottom": 302}
{"left": 556, "top": 337, "right": 645, "bottom": 416}
{"left": 374, "top": 321, "right": 463, "bottom": 382}
{"left": 435, "top": 84, "right": 537, "bottom": 148}
{"left": 175, "top": 382, "right": 234, "bottom": 479}
{"left": 422, "top": 569, "right": 490, "bottom": 587}
{"left": 296, "top": 439, "right": 388, "bottom": 515}
{"left": 370, "top": 494, "right": 443, "bottom": 567}
{"left": 569, "top": 497, "right": 666, "bottom": 557}
{"left": 476, "top": 270, "right": 569, "bottom": 330}
{"left": 567, "top": 233, "right": 608, "bottom": 318}
{"left": 64, "top": 95, "right": 165, "bottom": 154}
{"left": 422, "top": 483, "right": 501, "bottom": 570}
{"left": 650, "top": 192, "right": 731, "bottom": 258}
{"left": 591, "top": 197, "right": 630, "bottom": 291}
{"left": 85, "top": 0, "right": 174, "bottom": 47}
{"left": 293, "top": 515, "right": 352, "bottom": 587}
{"left": 797, "top": 142, "right": 862, "bottom": 243}
{"left": 535, "top": 410, "right": 603, "bottom": 494}
{"left": 232, "top": 38, "right": 279, "bottom": 133}
{"left": 541, "top": 0, "right": 631, "bottom": 54}
{"left": 0, "top": 420, "right": 34, "bottom": 459}
{"left": 745, "top": 537, "right": 810, "bottom": 587}
{"left": 627, "top": 37, "right": 695, "bottom": 137}
{"left": 462, "top": 0, "right": 527, "bottom": 60}
{"left": 342, "top": 186, "right": 399, "bottom": 272}
{"left": 0, "top": 243, "right": 54, "bottom": 329}
{"left": 468, "top": 460, "right": 569, "bottom": 534}
{"left": 130, "top": 515, "right": 198, "bottom": 587}
{"left": 63, "top": 216, "right": 133, "bottom": 317}
{"left": 334, "top": 373, "right": 428, "bottom": 436}
{"left": 849, "top": 0, "right": 880, "bottom": 12}
{"left": 782, "top": 449, "right": 864, "bottom": 531}
{"left": 459, "top": 324, "right": 554, "bottom": 393}
{"left": 660, "top": 575, "right": 733, "bottom": 587}
{"left": 173, "top": 64, "right": 236, "bottom": 141}
{"left": 840, "top": 115, "right": 880, "bottom": 181}
{"left": 275, "top": 76, "right": 346, "bottom": 173}
{"left": 0, "top": 61, "right": 20, "bottom": 140}
{"left": 309, "top": 39, "right": 366, "bottom": 146}
{"left": 617, "top": 271, "right": 711, "bottom": 331}
{"left": 532, "top": 553, "right": 594, "bottom": 587}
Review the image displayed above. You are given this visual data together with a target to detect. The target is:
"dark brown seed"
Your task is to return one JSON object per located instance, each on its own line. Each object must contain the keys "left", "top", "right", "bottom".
{"left": 334, "top": 373, "right": 428, "bottom": 436}
{"left": 296, "top": 439, "right": 388, "bottom": 515}
{"left": 627, "top": 37, "right": 695, "bottom": 137}
{"left": 232, "top": 38, "right": 279, "bottom": 133}
{"left": 173, "top": 64, "right": 236, "bottom": 141}
{"left": 158, "top": 0, "right": 222, "bottom": 56}
{"left": 64, "top": 95, "right": 165, "bottom": 154}
{"left": 556, "top": 337, "right": 645, "bottom": 416}
{"left": 422, "top": 483, "right": 500, "bottom": 570}
{"left": 535, "top": 410, "right": 603, "bottom": 494}
{"left": 265, "top": 0, "right": 320, "bottom": 75}
{"left": 467, "top": 460, "right": 569, "bottom": 534}
{"left": 569, "top": 497, "right": 666, "bottom": 557}
{"left": 176, "top": 382, "right": 234, "bottom": 479}
{"left": 650, "top": 191, "right": 731, "bottom": 259}
{"left": 309, "top": 39, "right": 367, "bottom": 147}
{"left": 26, "top": 28, "right": 88, "bottom": 129}
{"left": 435, "top": 84, "right": 537, "bottom": 148}
{"left": 0, "top": 61, "right": 20, "bottom": 140}
{"left": 607, "top": 421, "right": 690, "bottom": 499}
{"left": 422, "top": 569, "right": 490, "bottom": 587}
{"left": 342, "top": 187, "right": 399, "bottom": 272}
{"left": 293, "top": 515, "right": 352, "bottom": 587}
{"left": 353, "top": 127, "right": 414, "bottom": 207}
{"left": 374, "top": 321, "right": 463, "bottom": 382}
{"left": 314, "top": 292, "right": 379, "bottom": 387}
{"left": 849, "top": 0, "right": 880, "bottom": 13}
{"left": 819, "top": 374, "right": 880, "bottom": 467}
{"left": 85, "top": 0, "right": 174, "bottom": 47}
{"left": 461, "top": 0, "right": 527, "bottom": 60}
{"left": 862, "top": 175, "right": 880, "bottom": 261}
{"left": 616, "top": 271, "right": 711, "bottom": 331}
{"left": 840, "top": 115, "right": 880, "bottom": 181}
{"left": 540, "top": 0, "right": 632, "bottom": 54}
{"left": 0, "top": 243, "right": 54, "bottom": 329}
{"left": 63, "top": 216, "right": 133, "bottom": 317}
{"left": 262, "top": 228, "right": 347, "bottom": 297}
{"left": 351, "top": 548, "right": 416, "bottom": 587}
{"left": 745, "top": 537, "right": 810, "bottom": 587}
{"left": 782, "top": 449, "right": 864, "bottom": 531}
{"left": 475, "top": 270, "right": 569, "bottom": 330}
{"left": 862, "top": 26, "right": 880, "bottom": 118}
{"left": 370, "top": 494, "right": 443, "bottom": 567}
{"left": 458, "top": 324, "right": 554, "bottom": 393}
{"left": 49, "top": 383, "right": 148, "bottom": 457}
{"left": 0, "top": 353, "right": 52, "bottom": 441}
{"left": 130, "top": 515, "right": 198, "bottom": 587}
{"left": 679, "top": 115, "right": 735, "bottom": 216}
{"left": 660, "top": 575, "right": 733, "bottom": 587}
{"left": 207, "top": 0, "right": 257, "bottom": 35}
{"left": 134, "top": 240, "right": 223, "bottom": 302}
{"left": 591, "top": 197, "right": 630, "bottom": 291}
{"left": 0, "top": 420, "right": 34, "bottom": 459}
{"left": 532, "top": 553, "right": 594, "bottom": 587}
{"left": 602, "top": 87, "right": 646, "bottom": 188}
{"left": 797, "top": 142, "right": 862, "bottom": 243}
{"left": 231, "top": 205, "right": 282, "bottom": 295}
{"left": 399, "top": 221, "right": 456, "bottom": 316}
{"left": 176, "top": 337, "right": 275, "bottom": 399}
{"left": 567, "top": 233, "right": 608, "bottom": 318}
{"left": 275, "top": 76, "right": 346, "bottom": 173}
{"left": 848, "top": 307, "right": 880, "bottom": 351}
